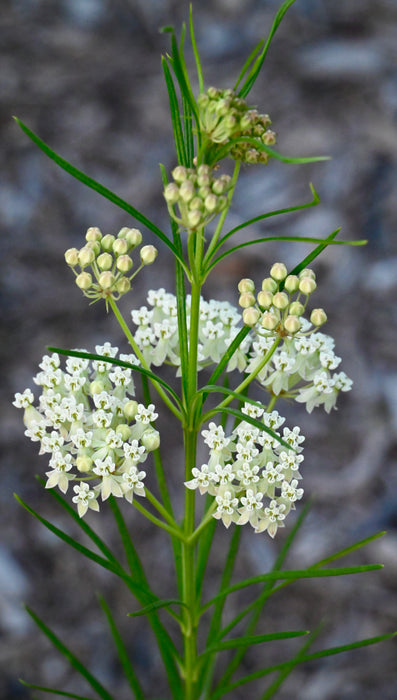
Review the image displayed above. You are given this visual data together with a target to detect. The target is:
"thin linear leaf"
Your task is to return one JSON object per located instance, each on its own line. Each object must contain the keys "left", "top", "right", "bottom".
{"left": 201, "top": 406, "right": 294, "bottom": 452}
{"left": 210, "top": 632, "right": 396, "bottom": 698}
{"left": 201, "top": 630, "right": 308, "bottom": 658}
{"left": 162, "top": 57, "right": 187, "bottom": 166}
{"left": 182, "top": 95, "right": 194, "bottom": 167}
{"left": 99, "top": 596, "right": 145, "bottom": 700}
{"left": 13, "top": 118, "right": 185, "bottom": 264}
{"left": 314, "top": 531, "right": 387, "bottom": 569}
{"left": 25, "top": 607, "right": 115, "bottom": 700}
{"left": 47, "top": 347, "right": 183, "bottom": 412}
{"left": 189, "top": 4, "right": 204, "bottom": 93}
{"left": 201, "top": 565, "right": 383, "bottom": 614}
{"left": 238, "top": 0, "right": 298, "bottom": 98}
{"left": 128, "top": 598, "right": 187, "bottom": 618}
{"left": 19, "top": 681, "right": 93, "bottom": 700}
{"left": 288, "top": 227, "right": 342, "bottom": 279}
{"left": 204, "top": 326, "right": 251, "bottom": 394}
{"left": 233, "top": 38, "right": 265, "bottom": 92}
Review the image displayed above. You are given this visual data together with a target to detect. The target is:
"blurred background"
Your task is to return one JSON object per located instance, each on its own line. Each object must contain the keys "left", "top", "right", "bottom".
{"left": 1, "top": 0, "right": 397, "bottom": 698}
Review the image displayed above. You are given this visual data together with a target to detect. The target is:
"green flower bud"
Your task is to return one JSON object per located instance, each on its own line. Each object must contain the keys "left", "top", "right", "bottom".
{"left": 238, "top": 278, "right": 255, "bottom": 293}
{"left": 115, "top": 424, "right": 131, "bottom": 441}
{"left": 242, "top": 307, "right": 260, "bottom": 326}
{"left": 187, "top": 210, "right": 202, "bottom": 228}
{"left": 262, "top": 129, "right": 276, "bottom": 145}
{"left": 76, "top": 455, "right": 93, "bottom": 473}
{"left": 283, "top": 315, "right": 301, "bottom": 334}
{"left": 140, "top": 245, "right": 158, "bottom": 265}
{"left": 272, "top": 291, "right": 289, "bottom": 310}
{"left": 261, "top": 277, "right": 278, "bottom": 293}
{"left": 270, "top": 262, "right": 288, "bottom": 281}
{"left": 123, "top": 400, "right": 139, "bottom": 420}
{"left": 180, "top": 180, "right": 195, "bottom": 203}
{"left": 239, "top": 292, "right": 256, "bottom": 308}
{"left": 141, "top": 429, "right": 160, "bottom": 451}
{"left": 257, "top": 290, "right": 273, "bottom": 309}
{"left": 189, "top": 196, "right": 203, "bottom": 211}
{"left": 75, "top": 271, "right": 93, "bottom": 290}
{"left": 197, "top": 164, "right": 211, "bottom": 179}
{"left": 261, "top": 312, "right": 278, "bottom": 331}
{"left": 98, "top": 271, "right": 115, "bottom": 289}
{"left": 212, "top": 179, "right": 225, "bottom": 195}
{"left": 172, "top": 165, "right": 188, "bottom": 183}
{"left": 85, "top": 226, "right": 102, "bottom": 242}
{"left": 299, "top": 268, "right": 316, "bottom": 280}
{"left": 97, "top": 252, "right": 113, "bottom": 270}
{"left": 164, "top": 183, "right": 180, "bottom": 204}
{"left": 299, "top": 277, "right": 317, "bottom": 295}
{"left": 101, "top": 234, "right": 116, "bottom": 251}
{"left": 125, "top": 228, "right": 142, "bottom": 248}
{"left": 86, "top": 240, "right": 101, "bottom": 256}
{"left": 64, "top": 248, "right": 79, "bottom": 266}
{"left": 284, "top": 274, "right": 300, "bottom": 293}
{"left": 116, "top": 255, "right": 133, "bottom": 273}
{"left": 117, "top": 227, "right": 130, "bottom": 239}
{"left": 246, "top": 149, "right": 259, "bottom": 164}
{"left": 116, "top": 277, "right": 131, "bottom": 295}
{"left": 78, "top": 246, "right": 96, "bottom": 266}
{"left": 207, "top": 86, "right": 220, "bottom": 99}
{"left": 310, "top": 308, "right": 327, "bottom": 326}
{"left": 90, "top": 380, "right": 106, "bottom": 394}
{"left": 112, "top": 238, "right": 128, "bottom": 256}
{"left": 204, "top": 193, "right": 218, "bottom": 212}
{"left": 289, "top": 301, "right": 305, "bottom": 316}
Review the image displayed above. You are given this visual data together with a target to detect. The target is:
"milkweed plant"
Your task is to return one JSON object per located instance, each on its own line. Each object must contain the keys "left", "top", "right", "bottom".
{"left": 13, "top": 2, "right": 395, "bottom": 698}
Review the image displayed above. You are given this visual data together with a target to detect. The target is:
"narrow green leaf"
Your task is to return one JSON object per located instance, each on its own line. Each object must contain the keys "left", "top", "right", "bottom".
{"left": 19, "top": 681, "right": 93, "bottom": 700}
{"left": 128, "top": 599, "right": 187, "bottom": 618}
{"left": 189, "top": 4, "right": 204, "bottom": 93}
{"left": 99, "top": 596, "right": 145, "bottom": 700}
{"left": 202, "top": 630, "right": 308, "bottom": 658}
{"left": 314, "top": 531, "right": 387, "bottom": 569}
{"left": 288, "top": 227, "right": 342, "bottom": 278}
{"left": 25, "top": 607, "right": 115, "bottom": 700}
{"left": 182, "top": 95, "right": 194, "bottom": 167}
{"left": 168, "top": 33, "right": 200, "bottom": 138}
{"left": 233, "top": 38, "right": 265, "bottom": 92}
{"left": 201, "top": 406, "right": 293, "bottom": 452}
{"left": 13, "top": 118, "right": 184, "bottom": 262}
{"left": 201, "top": 565, "right": 383, "bottom": 614}
{"left": 239, "top": 0, "right": 298, "bottom": 98}
{"left": 162, "top": 57, "right": 187, "bottom": 166}
{"left": 205, "top": 326, "right": 251, "bottom": 393}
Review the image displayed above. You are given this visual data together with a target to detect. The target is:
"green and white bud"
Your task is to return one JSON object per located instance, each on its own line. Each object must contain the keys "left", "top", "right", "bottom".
{"left": 116, "top": 277, "right": 131, "bottom": 295}
{"left": 187, "top": 210, "right": 202, "bottom": 228}
{"left": 299, "top": 268, "right": 316, "bottom": 280}
{"left": 112, "top": 238, "right": 128, "bottom": 256}
{"left": 90, "top": 380, "right": 106, "bottom": 394}
{"left": 85, "top": 226, "right": 102, "bottom": 242}
{"left": 212, "top": 179, "right": 226, "bottom": 195}
{"left": 289, "top": 301, "right": 305, "bottom": 316}
{"left": 239, "top": 292, "right": 256, "bottom": 308}
{"left": 140, "top": 245, "right": 158, "bottom": 265}
{"left": 261, "top": 312, "right": 278, "bottom": 331}
{"left": 238, "top": 278, "right": 255, "bottom": 293}
{"left": 141, "top": 429, "right": 160, "bottom": 451}
{"left": 284, "top": 315, "right": 301, "bottom": 334}
{"left": 64, "top": 248, "right": 79, "bottom": 266}
{"left": 172, "top": 165, "right": 188, "bottom": 183}
{"left": 257, "top": 290, "right": 273, "bottom": 309}
{"left": 123, "top": 400, "right": 139, "bottom": 420}
{"left": 101, "top": 234, "right": 116, "bottom": 251}
{"left": 242, "top": 307, "right": 260, "bottom": 326}
{"left": 204, "top": 193, "right": 218, "bottom": 212}
{"left": 262, "top": 129, "right": 276, "bottom": 145}
{"left": 284, "top": 274, "right": 300, "bottom": 293}
{"left": 262, "top": 277, "right": 278, "bottom": 293}
{"left": 179, "top": 180, "right": 195, "bottom": 202}
{"left": 75, "top": 271, "right": 93, "bottom": 290}
{"left": 272, "top": 291, "right": 289, "bottom": 310}
{"left": 117, "top": 227, "right": 130, "bottom": 239}
{"left": 189, "top": 196, "right": 203, "bottom": 211}
{"left": 125, "top": 228, "right": 142, "bottom": 248}
{"left": 270, "top": 262, "right": 288, "bottom": 282}
{"left": 299, "top": 277, "right": 317, "bottom": 295}
{"left": 164, "top": 183, "right": 180, "bottom": 204}
{"left": 76, "top": 455, "right": 93, "bottom": 473}
{"left": 78, "top": 246, "right": 96, "bottom": 266}
{"left": 115, "top": 424, "right": 131, "bottom": 441}
{"left": 98, "top": 271, "right": 115, "bottom": 289}
{"left": 116, "top": 255, "right": 133, "bottom": 273}
{"left": 97, "top": 252, "right": 113, "bottom": 270}
{"left": 310, "top": 308, "right": 327, "bottom": 326}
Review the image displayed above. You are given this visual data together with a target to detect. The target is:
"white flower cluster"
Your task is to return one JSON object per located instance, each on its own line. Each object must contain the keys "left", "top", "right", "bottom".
{"left": 131, "top": 288, "right": 250, "bottom": 372}
{"left": 13, "top": 343, "right": 159, "bottom": 517}
{"left": 185, "top": 403, "right": 304, "bottom": 537}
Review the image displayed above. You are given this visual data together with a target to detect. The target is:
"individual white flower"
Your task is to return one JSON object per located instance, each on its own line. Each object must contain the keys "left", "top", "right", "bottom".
{"left": 70, "top": 428, "right": 93, "bottom": 449}
{"left": 72, "top": 482, "right": 100, "bottom": 518}
{"left": 39, "top": 354, "right": 60, "bottom": 372}
{"left": 45, "top": 451, "right": 74, "bottom": 493}
{"left": 135, "top": 403, "right": 158, "bottom": 424}
{"left": 202, "top": 422, "right": 230, "bottom": 450}
{"left": 185, "top": 465, "right": 212, "bottom": 495}
{"left": 95, "top": 342, "right": 119, "bottom": 357}
{"left": 93, "top": 391, "right": 113, "bottom": 411}
{"left": 92, "top": 409, "right": 113, "bottom": 428}
{"left": 122, "top": 466, "right": 146, "bottom": 503}
{"left": 93, "top": 456, "right": 123, "bottom": 500}
{"left": 333, "top": 372, "right": 353, "bottom": 391}
{"left": 13, "top": 389, "right": 35, "bottom": 408}
{"left": 237, "top": 489, "right": 264, "bottom": 526}
{"left": 213, "top": 491, "right": 239, "bottom": 528}
{"left": 256, "top": 499, "right": 286, "bottom": 537}
{"left": 40, "top": 430, "right": 64, "bottom": 454}
{"left": 24, "top": 420, "right": 48, "bottom": 443}
{"left": 241, "top": 401, "right": 264, "bottom": 419}
{"left": 236, "top": 462, "right": 260, "bottom": 487}
{"left": 281, "top": 479, "right": 304, "bottom": 503}
{"left": 282, "top": 426, "right": 305, "bottom": 451}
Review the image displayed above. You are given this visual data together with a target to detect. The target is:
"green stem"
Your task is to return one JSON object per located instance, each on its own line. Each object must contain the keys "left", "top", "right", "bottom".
{"left": 132, "top": 498, "right": 184, "bottom": 541}
{"left": 203, "top": 161, "right": 240, "bottom": 271}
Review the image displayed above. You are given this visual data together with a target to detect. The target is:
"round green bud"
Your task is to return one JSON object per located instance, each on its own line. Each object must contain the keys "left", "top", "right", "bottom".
{"left": 64, "top": 248, "right": 79, "bottom": 266}
{"left": 141, "top": 429, "right": 160, "bottom": 451}
{"left": 98, "top": 271, "right": 115, "bottom": 289}
{"left": 238, "top": 292, "right": 256, "bottom": 308}
{"left": 116, "top": 277, "right": 131, "bottom": 295}
{"left": 212, "top": 178, "right": 225, "bottom": 195}
{"left": 86, "top": 240, "right": 101, "bottom": 256}
{"left": 197, "top": 164, "right": 211, "bottom": 179}
{"left": 246, "top": 149, "right": 259, "bottom": 164}
{"left": 284, "top": 274, "right": 300, "bottom": 293}
{"left": 189, "top": 196, "right": 203, "bottom": 211}
{"left": 97, "top": 252, "right": 113, "bottom": 270}
{"left": 116, "top": 255, "right": 133, "bottom": 273}
{"left": 187, "top": 210, "right": 202, "bottom": 228}
{"left": 172, "top": 165, "right": 188, "bottom": 183}
{"left": 270, "top": 262, "right": 288, "bottom": 282}
{"left": 101, "top": 234, "right": 116, "bottom": 251}
{"left": 299, "top": 277, "right": 317, "bottom": 295}
{"left": 283, "top": 315, "right": 301, "bottom": 334}
{"left": 112, "top": 238, "right": 128, "bottom": 256}
{"left": 272, "top": 291, "right": 289, "bottom": 310}
{"left": 299, "top": 268, "right": 316, "bottom": 280}
{"left": 123, "top": 400, "right": 139, "bottom": 420}
{"left": 76, "top": 455, "right": 93, "bottom": 473}
{"left": 117, "top": 227, "right": 130, "bottom": 239}
{"left": 204, "top": 193, "right": 218, "bottom": 212}
{"left": 85, "top": 226, "right": 102, "bottom": 242}
{"left": 75, "top": 271, "right": 93, "bottom": 290}
{"left": 240, "top": 113, "right": 253, "bottom": 130}
{"left": 242, "top": 307, "right": 260, "bottom": 327}
{"left": 207, "top": 86, "right": 220, "bottom": 99}
{"left": 140, "top": 245, "right": 158, "bottom": 265}
{"left": 90, "top": 380, "right": 106, "bottom": 394}
{"left": 78, "top": 246, "right": 96, "bottom": 266}
{"left": 179, "top": 180, "right": 195, "bottom": 203}
{"left": 115, "top": 424, "right": 131, "bottom": 441}
{"left": 261, "top": 277, "right": 278, "bottom": 293}
{"left": 257, "top": 290, "right": 273, "bottom": 309}
{"left": 261, "top": 312, "right": 278, "bottom": 331}
{"left": 164, "top": 183, "right": 180, "bottom": 204}
{"left": 199, "top": 185, "right": 211, "bottom": 199}
{"left": 125, "top": 228, "right": 142, "bottom": 248}
{"left": 238, "top": 278, "right": 255, "bottom": 294}
{"left": 310, "top": 308, "right": 327, "bottom": 326}
{"left": 262, "top": 129, "right": 276, "bottom": 145}
{"left": 289, "top": 301, "right": 305, "bottom": 316}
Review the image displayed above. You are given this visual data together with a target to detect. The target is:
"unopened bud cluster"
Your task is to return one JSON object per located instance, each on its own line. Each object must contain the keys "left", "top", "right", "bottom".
{"left": 163, "top": 165, "right": 232, "bottom": 231}
{"left": 65, "top": 226, "right": 157, "bottom": 304}
{"left": 198, "top": 86, "right": 276, "bottom": 164}
{"left": 239, "top": 263, "right": 327, "bottom": 336}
